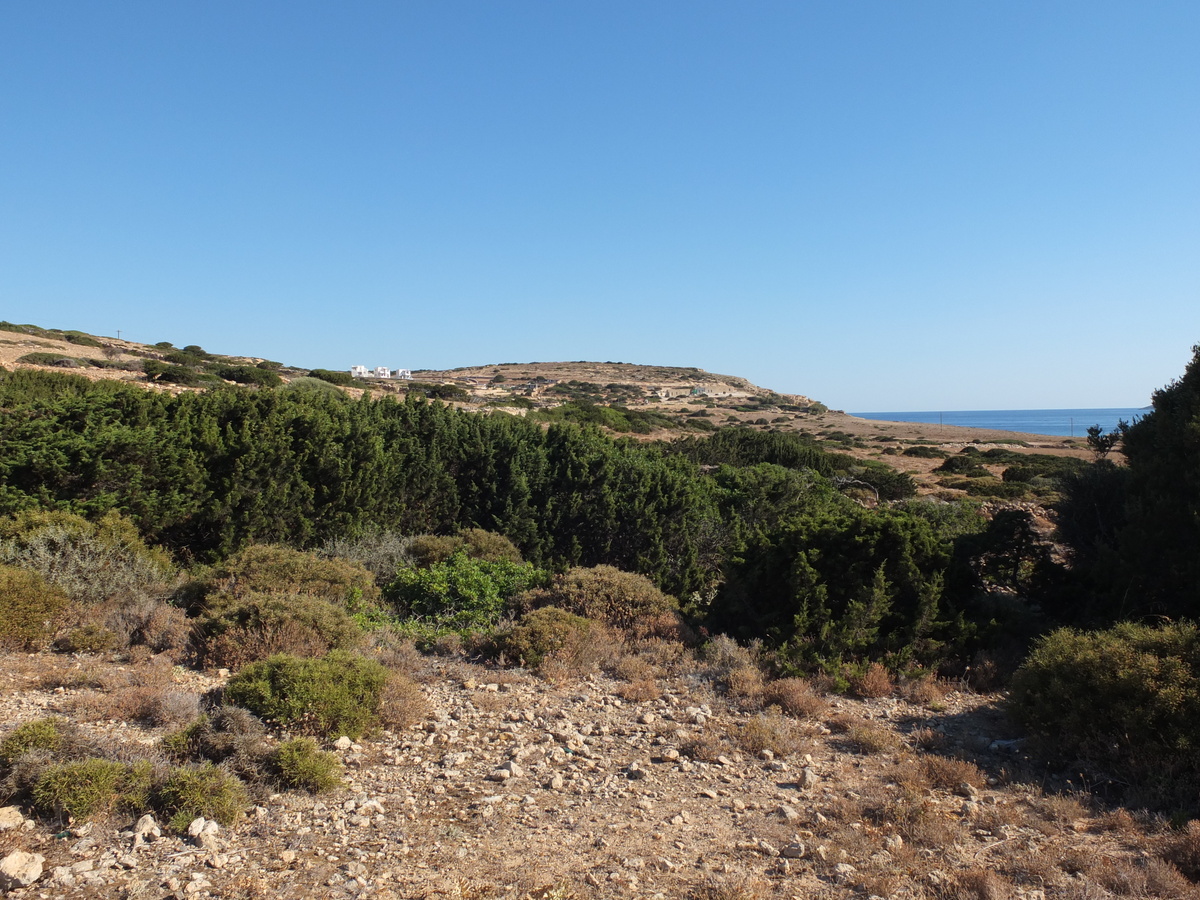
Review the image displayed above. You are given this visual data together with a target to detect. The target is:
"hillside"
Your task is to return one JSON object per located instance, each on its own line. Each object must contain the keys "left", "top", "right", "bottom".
{"left": 0, "top": 321, "right": 1092, "bottom": 502}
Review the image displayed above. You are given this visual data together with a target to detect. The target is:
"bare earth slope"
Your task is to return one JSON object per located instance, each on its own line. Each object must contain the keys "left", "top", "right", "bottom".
{"left": 0, "top": 651, "right": 1185, "bottom": 900}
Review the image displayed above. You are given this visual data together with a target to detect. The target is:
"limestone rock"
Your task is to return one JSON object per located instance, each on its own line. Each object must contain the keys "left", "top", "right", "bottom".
{"left": 0, "top": 808, "right": 25, "bottom": 832}
{"left": 0, "top": 850, "right": 45, "bottom": 890}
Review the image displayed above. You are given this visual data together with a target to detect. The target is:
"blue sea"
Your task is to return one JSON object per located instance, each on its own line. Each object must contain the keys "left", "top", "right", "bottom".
{"left": 851, "top": 408, "right": 1150, "bottom": 438}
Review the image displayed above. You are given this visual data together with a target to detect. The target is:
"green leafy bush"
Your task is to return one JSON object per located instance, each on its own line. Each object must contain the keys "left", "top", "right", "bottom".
{"left": 224, "top": 651, "right": 390, "bottom": 738}
{"left": 387, "top": 551, "right": 545, "bottom": 631}
{"left": 33, "top": 758, "right": 127, "bottom": 822}
{"left": 0, "top": 565, "right": 67, "bottom": 649}
{"left": 269, "top": 737, "right": 342, "bottom": 792}
{"left": 156, "top": 762, "right": 249, "bottom": 831}
{"left": 513, "top": 565, "right": 678, "bottom": 632}
{"left": 1009, "top": 621, "right": 1200, "bottom": 807}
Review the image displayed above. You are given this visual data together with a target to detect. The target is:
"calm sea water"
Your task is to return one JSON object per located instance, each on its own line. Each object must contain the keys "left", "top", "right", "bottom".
{"left": 851, "top": 408, "right": 1150, "bottom": 438}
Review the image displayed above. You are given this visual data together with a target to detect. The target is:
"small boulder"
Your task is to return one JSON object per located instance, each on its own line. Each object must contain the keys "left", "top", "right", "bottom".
{"left": 0, "top": 808, "right": 25, "bottom": 832}
{"left": 0, "top": 850, "right": 45, "bottom": 890}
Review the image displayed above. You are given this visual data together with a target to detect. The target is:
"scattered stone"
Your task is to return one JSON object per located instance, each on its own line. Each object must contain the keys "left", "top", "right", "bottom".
{"left": 777, "top": 804, "right": 801, "bottom": 823}
{"left": 884, "top": 835, "right": 904, "bottom": 852}
{"left": 133, "top": 814, "right": 161, "bottom": 842}
{"left": 833, "top": 862, "right": 857, "bottom": 884}
{"left": 798, "top": 767, "right": 819, "bottom": 790}
{"left": 781, "top": 841, "right": 806, "bottom": 859}
{"left": 334, "top": 736, "right": 354, "bottom": 751}
{"left": 0, "top": 850, "right": 45, "bottom": 890}
{"left": 0, "top": 808, "right": 25, "bottom": 832}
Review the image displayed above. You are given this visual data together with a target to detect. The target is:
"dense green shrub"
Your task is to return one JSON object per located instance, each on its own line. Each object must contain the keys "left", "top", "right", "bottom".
{"left": 215, "top": 365, "right": 282, "bottom": 387}
{"left": 935, "top": 456, "right": 990, "bottom": 477}
{"left": 513, "top": 565, "right": 678, "bottom": 632}
{"left": 282, "top": 376, "right": 347, "bottom": 396}
{"left": 0, "top": 718, "right": 64, "bottom": 765}
{"left": 306, "top": 369, "right": 355, "bottom": 386}
{"left": 32, "top": 758, "right": 127, "bottom": 822}
{"left": 204, "top": 544, "right": 380, "bottom": 608}
{"left": 269, "top": 737, "right": 342, "bottom": 792}
{"left": 0, "top": 565, "right": 67, "bottom": 649}
{"left": 143, "top": 359, "right": 201, "bottom": 385}
{"left": 500, "top": 607, "right": 600, "bottom": 670}
{"left": 901, "top": 446, "right": 948, "bottom": 459}
{"left": 224, "top": 651, "right": 390, "bottom": 738}
{"left": 196, "top": 591, "right": 363, "bottom": 668}
{"left": 387, "top": 551, "right": 545, "bottom": 631}
{"left": 406, "top": 528, "right": 523, "bottom": 568}
{"left": 156, "top": 762, "right": 249, "bottom": 831}
{"left": 161, "top": 707, "right": 267, "bottom": 768}
{"left": 17, "top": 352, "right": 85, "bottom": 367}
{"left": 1009, "top": 621, "right": 1200, "bottom": 807}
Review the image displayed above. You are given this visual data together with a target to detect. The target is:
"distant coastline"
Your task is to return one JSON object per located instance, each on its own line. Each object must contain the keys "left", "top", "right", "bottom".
{"left": 852, "top": 407, "right": 1149, "bottom": 438}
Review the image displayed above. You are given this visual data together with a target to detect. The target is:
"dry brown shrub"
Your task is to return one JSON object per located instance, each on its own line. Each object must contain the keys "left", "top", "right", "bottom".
{"left": 762, "top": 678, "right": 827, "bottom": 719}
{"left": 725, "top": 665, "right": 765, "bottom": 705}
{"left": 617, "top": 679, "right": 661, "bottom": 702}
{"left": 733, "top": 709, "right": 805, "bottom": 757}
{"left": 846, "top": 723, "right": 901, "bottom": 754}
{"left": 1162, "top": 820, "right": 1200, "bottom": 880}
{"left": 613, "top": 654, "right": 660, "bottom": 683}
{"left": 1098, "top": 807, "right": 1140, "bottom": 834}
{"left": 432, "top": 631, "right": 464, "bottom": 657}
{"left": 1142, "top": 858, "right": 1200, "bottom": 898}
{"left": 202, "top": 619, "right": 330, "bottom": 670}
{"left": 899, "top": 674, "right": 947, "bottom": 705}
{"left": 632, "top": 636, "right": 690, "bottom": 673}
{"left": 965, "top": 650, "right": 1003, "bottom": 692}
{"left": 687, "top": 876, "right": 766, "bottom": 900}
{"left": 910, "top": 727, "right": 946, "bottom": 751}
{"left": 680, "top": 727, "right": 727, "bottom": 762}
{"left": 922, "top": 755, "right": 986, "bottom": 791}
{"left": 69, "top": 680, "right": 199, "bottom": 727}
{"left": 939, "top": 868, "right": 1012, "bottom": 900}
{"left": 852, "top": 662, "right": 894, "bottom": 699}
{"left": 377, "top": 673, "right": 429, "bottom": 730}
{"left": 1092, "top": 858, "right": 1181, "bottom": 897}
{"left": 1038, "top": 791, "right": 1091, "bottom": 825}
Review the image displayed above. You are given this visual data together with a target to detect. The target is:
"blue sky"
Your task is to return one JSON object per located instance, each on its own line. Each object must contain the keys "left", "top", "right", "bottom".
{"left": 2, "top": 2, "right": 1197, "bottom": 411}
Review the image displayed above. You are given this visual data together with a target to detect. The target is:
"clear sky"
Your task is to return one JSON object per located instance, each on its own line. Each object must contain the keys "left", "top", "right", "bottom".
{"left": 2, "top": 2, "right": 1197, "bottom": 411}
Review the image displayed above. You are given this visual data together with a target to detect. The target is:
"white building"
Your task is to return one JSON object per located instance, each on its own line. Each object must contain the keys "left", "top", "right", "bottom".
{"left": 373, "top": 366, "right": 391, "bottom": 378}
{"left": 349, "top": 365, "right": 369, "bottom": 379}
{"left": 394, "top": 369, "right": 413, "bottom": 380}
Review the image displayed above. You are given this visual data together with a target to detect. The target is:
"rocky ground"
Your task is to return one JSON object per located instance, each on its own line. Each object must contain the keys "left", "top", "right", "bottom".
{"left": 1, "top": 650, "right": 1194, "bottom": 900}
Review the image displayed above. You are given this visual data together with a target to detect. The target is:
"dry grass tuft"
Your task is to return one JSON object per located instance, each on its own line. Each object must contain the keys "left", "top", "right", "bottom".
{"left": 687, "top": 876, "right": 766, "bottom": 900}
{"left": 852, "top": 662, "right": 894, "bottom": 699}
{"left": 1162, "top": 820, "right": 1200, "bottom": 881}
{"left": 762, "top": 677, "right": 827, "bottom": 719}
{"left": 680, "top": 727, "right": 728, "bottom": 762}
{"left": 617, "top": 678, "right": 662, "bottom": 702}
{"left": 724, "top": 665, "right": 765, "bottom": 705}
{"left": 921, "top": 755, "right": 986, "bottom": 791}
{"left": 845, "top": 723, "right": 901, "bottom": 755}
{"left": 378, "top": 673, "right": 430, "bottom": 730}
{"left": 938, "top": 868, "right": 1012, "bottom": 900}
{"left": 732, "top": 708, "right": 806, "bottom": 757}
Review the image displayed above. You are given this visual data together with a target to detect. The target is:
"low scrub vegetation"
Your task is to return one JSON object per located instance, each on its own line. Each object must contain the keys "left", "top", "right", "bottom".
{"left": 224, "top": 651, "right": 393, "bottom": 739}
